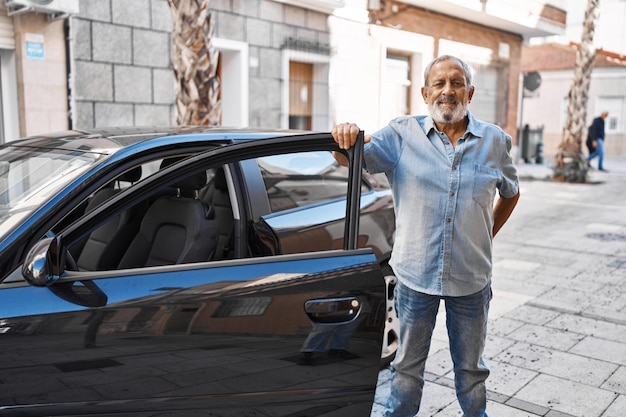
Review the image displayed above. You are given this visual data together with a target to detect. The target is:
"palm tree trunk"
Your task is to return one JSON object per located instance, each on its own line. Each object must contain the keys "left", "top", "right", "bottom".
{"left": 168, "top": 0, "right": 221, "bottom": 126}
{"left": 553, "top": 0, "right": 600, "bottom": 182}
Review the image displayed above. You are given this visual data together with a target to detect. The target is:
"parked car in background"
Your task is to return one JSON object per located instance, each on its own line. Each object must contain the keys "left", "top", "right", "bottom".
{"left": 0, "top": 127, "right": 397, "bottom": 416}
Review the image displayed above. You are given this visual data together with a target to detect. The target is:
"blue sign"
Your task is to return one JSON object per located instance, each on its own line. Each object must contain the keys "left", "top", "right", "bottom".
{"left": 25, "top": 41, "right": 44, "bottom": 60}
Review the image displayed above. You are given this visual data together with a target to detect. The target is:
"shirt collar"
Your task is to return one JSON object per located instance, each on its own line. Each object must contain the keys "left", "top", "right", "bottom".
{"left": 424, "top": 111, "right": 483, "bottom": 140}
{"left": 465, "top": 112, "right": 483, "bottom": 139}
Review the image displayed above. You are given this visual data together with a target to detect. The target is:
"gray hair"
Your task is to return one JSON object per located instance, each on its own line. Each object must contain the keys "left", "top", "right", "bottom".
{"left": 423, "top": 55, "right": 473, "bottom": 88}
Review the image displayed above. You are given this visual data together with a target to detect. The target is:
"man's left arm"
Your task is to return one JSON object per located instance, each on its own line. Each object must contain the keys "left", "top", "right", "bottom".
{"left": 493, "top": 190, "right": 520, "bottom": 237}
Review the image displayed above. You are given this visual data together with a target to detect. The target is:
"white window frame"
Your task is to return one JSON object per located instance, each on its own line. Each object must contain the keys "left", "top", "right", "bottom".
{"left": 213, "top": 38, "right": 249, "bottom": 127}
{"left": 281, "top": 49, "right": 331, "bottom": 131}
{"left": 381, "top": 52, "right": 411, "bottom": 124}
{"left": 369, "top": 25, "right": 434, "bottom": 126}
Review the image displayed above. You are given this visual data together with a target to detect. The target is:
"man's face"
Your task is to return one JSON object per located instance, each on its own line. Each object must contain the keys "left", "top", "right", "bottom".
{"left": 421, "top": 59, "right": 475, "bottom": 124}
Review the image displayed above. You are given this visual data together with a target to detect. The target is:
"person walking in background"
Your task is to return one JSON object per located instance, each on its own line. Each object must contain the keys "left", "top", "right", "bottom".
{"left": 331, "top": 55, "right": 520, "bottom": 417}
{"left": 586, "top": 111, "right": 609, "bottom": 172}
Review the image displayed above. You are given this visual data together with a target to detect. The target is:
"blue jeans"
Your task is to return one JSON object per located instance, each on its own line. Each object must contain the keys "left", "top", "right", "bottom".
{"left": 587, "top": 138, "right": 605, "bottom": 170}
{"left": 382, "top": 282, "right": 492, "bottom": 417}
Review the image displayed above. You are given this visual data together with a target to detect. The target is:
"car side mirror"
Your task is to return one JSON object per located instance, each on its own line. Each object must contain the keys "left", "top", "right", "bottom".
{"left": 22, "top": 237, "right": 65, "bottom": 286}
{"left": 22, "top": 237, "right": 108, "bottom": 307}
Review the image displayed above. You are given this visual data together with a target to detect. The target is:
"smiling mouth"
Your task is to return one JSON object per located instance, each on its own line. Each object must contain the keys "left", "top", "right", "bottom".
{"left": 438, "top": 98, "right": 458, "bottom": 106}
{"left": 438, "top": 102, "right": 458, "bottom": 110}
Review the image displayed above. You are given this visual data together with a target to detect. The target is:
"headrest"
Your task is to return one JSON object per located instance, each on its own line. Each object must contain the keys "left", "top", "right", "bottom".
{"left": 160, "top": 156, "right": 185, "bottom": 170}
{"left": 160, "top": 156, "right": 207, "bottom": 191}
{"left": 174, "top": 172, "right": 207, "bottom": 191}
{"left": 118, "top": 166, "right": 142, "bottom": 183}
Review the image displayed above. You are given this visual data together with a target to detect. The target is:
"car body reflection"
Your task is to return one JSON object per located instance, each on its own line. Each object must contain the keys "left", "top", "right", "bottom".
{"left": 0, "top": 253, "right": 384, "bottom": 416}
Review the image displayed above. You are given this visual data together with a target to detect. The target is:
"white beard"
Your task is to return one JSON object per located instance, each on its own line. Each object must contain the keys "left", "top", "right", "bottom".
{"left": 429, "top": 98, "right": 468, "bottom": 124}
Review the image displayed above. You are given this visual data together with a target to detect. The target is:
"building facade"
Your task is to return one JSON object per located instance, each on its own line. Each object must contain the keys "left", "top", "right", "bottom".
{"left": 521, "top": 42, "right": 626, "bottom": 158}
{"left": 0, "top": 1, "right": 72, "bottom": 142}
{"left": 0, "top": 0, "right": 566, "bottom": 151}
{"left": 72, "top": 0, "right": 340, "bottom": 132}
{"left": 0, "top": 0, "right": 341, "bottom": 140}
{"left": 330, "top": 0, "right": 566, "bottom": 151}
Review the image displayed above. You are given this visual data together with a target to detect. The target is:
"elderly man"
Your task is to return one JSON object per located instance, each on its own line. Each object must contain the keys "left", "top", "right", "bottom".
{"left": 332, "top": 55, "right": 520, "bottom": 417}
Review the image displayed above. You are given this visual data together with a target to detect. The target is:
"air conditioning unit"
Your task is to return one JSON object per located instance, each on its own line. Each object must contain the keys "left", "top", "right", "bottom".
{"left": 5, "top": 0, "right": 79, "bottom": 20}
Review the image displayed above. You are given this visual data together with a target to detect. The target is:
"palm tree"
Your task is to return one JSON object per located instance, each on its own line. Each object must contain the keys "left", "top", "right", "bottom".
{"left": 553, "top": 0, "right": 600, "bottom": 182}
{"left": 168, "top": 0, "right": 221, "bottom": 126}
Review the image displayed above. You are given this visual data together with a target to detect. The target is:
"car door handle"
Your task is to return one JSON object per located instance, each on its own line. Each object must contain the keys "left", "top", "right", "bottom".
{"left": 304, "top": 297, "right": 362, "bottom": 324}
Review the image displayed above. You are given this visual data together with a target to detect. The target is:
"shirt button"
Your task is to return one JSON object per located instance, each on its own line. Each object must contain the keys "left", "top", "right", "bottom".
{"left": 452, "top": 165, "right": 457, "bottom": 170}
{"left": 446, "top": 218, "right": 451, "bottom": 223}
{"left": 438, "top": 271, "right": 442, "bottom": 275}
{"left": 450, "top": 191, "right": 455, "bottom": 196}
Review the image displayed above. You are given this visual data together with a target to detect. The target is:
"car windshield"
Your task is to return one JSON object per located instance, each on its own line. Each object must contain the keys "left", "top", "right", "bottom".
{"left": 0, "top": 145, "right": 103, "bottom": 239}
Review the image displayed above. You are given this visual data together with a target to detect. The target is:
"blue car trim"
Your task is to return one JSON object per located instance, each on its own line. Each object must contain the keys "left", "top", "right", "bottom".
{"left": 0, "top": 250, "right": 377, "bottom": 319}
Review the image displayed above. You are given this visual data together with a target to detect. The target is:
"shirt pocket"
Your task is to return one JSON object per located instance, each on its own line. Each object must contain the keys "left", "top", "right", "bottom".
{"left": 472, "top": 164, "right": 499, "bottom": 209}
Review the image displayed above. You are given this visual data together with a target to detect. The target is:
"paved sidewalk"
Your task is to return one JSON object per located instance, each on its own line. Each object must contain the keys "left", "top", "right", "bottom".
{"left": 372, "top": 156, "right": 626, "bottom": 417}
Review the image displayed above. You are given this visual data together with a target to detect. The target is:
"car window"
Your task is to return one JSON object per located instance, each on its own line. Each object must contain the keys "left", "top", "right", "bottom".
{"left": 0, "top": 146, "right": 103, "bottom": 241}
{"left": 258, "top": 151, "right": 367, "bottom": 213}
{"left": 31, "top": 136, "right": 365, "bottom": 276}
{"left": 63, "top": 161, "right": 234, "bottom": 272}
{"left": 62, "top": 157, "right": 188, "bottom": 222}
{"left": 52, "top": 158, "right": 171, "bottom": 238}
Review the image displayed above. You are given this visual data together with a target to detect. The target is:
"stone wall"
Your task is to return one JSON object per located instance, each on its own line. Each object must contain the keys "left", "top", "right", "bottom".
{"left": 211, "top": 0, "right": 331, "bottom": 128}
{"left": 72, "top": 0, "right": 175, "bottom": 129}
{"left": 71, "top": 0, "right": 332, "bottom": 129}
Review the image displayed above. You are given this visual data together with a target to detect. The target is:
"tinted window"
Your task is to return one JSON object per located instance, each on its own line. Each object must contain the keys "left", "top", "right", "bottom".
{"left": 259, "top": 151, "right": 364, "bottom": 213}
{"left": 0, "top": 147, "right": 102, "bottom": 240}
{"left": 65, "top": 162, "right": 230, "bottom": 271}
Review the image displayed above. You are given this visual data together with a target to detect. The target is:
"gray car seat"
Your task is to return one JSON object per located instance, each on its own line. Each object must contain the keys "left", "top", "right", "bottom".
{"left": 117, "top": 165, "right": 219, "bottom": 268}
{"left": 76, "top": 166, "right": 146, "bottom": 271}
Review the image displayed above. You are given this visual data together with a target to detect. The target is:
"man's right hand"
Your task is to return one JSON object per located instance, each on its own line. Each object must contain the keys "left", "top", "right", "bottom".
{"left": 331, "top": 123, "right": 366, "bottom": 149}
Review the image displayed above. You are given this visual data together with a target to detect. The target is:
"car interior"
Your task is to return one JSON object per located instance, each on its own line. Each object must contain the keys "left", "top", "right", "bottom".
{"left": 116, "top": 160, "right": 217, "bottom": 268}
{"left": 75, "top": 166, "right": 148, "bottom": 271}
{"left": 70, "top": 159, "right": 236, "bottom": 272}
{"left": 61, "top": 149, "right": 368, "bottom": 273}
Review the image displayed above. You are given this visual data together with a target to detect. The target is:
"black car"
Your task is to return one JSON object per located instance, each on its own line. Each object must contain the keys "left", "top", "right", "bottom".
{"left": 0, "top": 127, "right": 397, "bottom": 416}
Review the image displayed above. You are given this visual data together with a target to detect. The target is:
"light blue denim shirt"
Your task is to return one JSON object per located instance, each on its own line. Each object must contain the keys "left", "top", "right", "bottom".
{"left": 364, "top": 112, "right": 519, "bottom": 296}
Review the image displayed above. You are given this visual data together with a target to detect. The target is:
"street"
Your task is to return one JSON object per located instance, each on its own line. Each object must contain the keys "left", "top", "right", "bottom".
{"left": 372, "top": 156, "right": 626, "bottom": 417}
